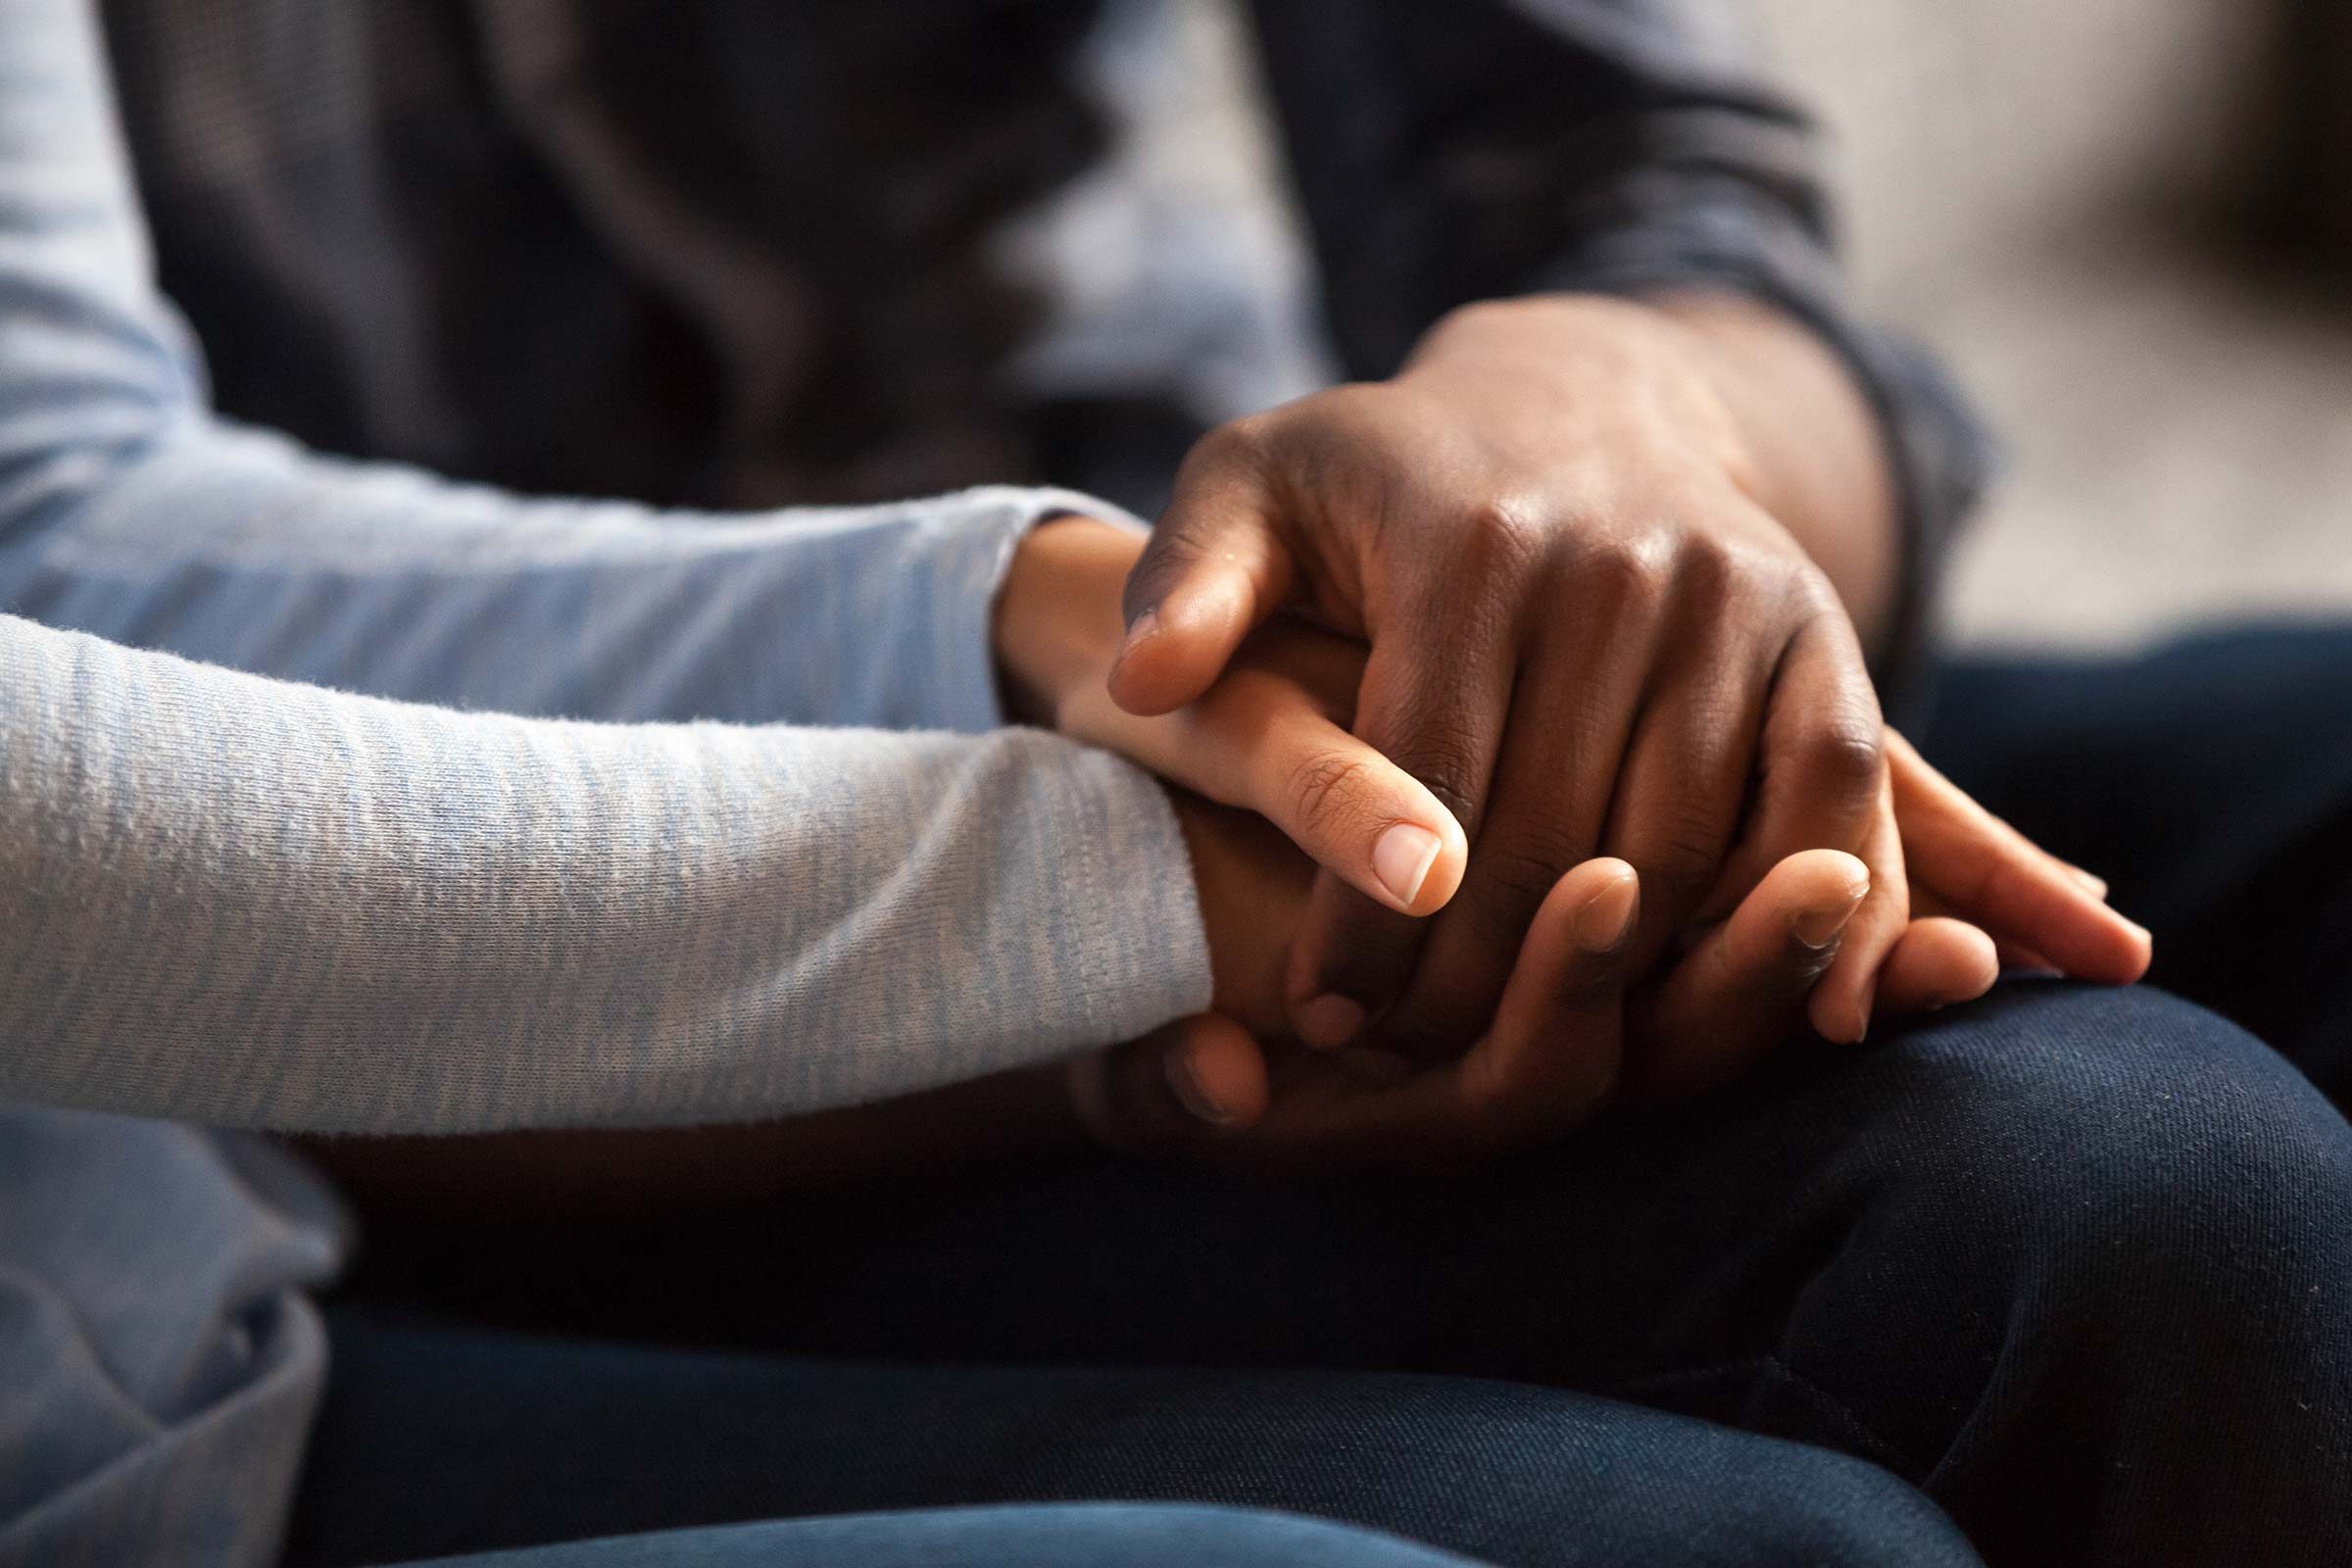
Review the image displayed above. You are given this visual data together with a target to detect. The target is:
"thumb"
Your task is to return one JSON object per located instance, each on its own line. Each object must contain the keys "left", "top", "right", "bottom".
{"left": 1110, "top": 463, "right": 1294, "bottom": 716}
{"left": 1067, "top": 1013, "right": 1271, "bottom": 1152}
{"left": 1205, "top": 676, "right": 1467, "bottom": 918}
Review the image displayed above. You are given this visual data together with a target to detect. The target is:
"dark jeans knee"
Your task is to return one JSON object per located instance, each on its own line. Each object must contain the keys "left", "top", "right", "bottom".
{"left": 1788, "top": 982, "right": 2352, "bottom": 1566}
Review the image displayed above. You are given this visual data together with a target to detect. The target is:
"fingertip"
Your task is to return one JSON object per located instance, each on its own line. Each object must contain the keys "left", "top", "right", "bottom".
{"left": 2104, "top": 915, "right": 2154, "bottom": 985}
{"left": 1282, "top": 869, "right": 1435, "bottom": 1054}
{"left": 2062, "top": 862, "right": 2110, "bottom": 901}
{"left": 1415, "top": 824, "right": 1469, "bottom": 916}
{"left": 2030, "top": 884, "right": 2153, "bottom": 985}
{"left": 1924, "top": 917, "right": 2001, "bottom": 1003}
{"left": 1751, "top": 851, "right": 1870, "bottom": 1044}
{"left": 1509, "top": 858, "right": 1639, "bottom": 983}
{"left": 1566, "top": 858, "right": 1641, "bottom": 955}
{"left": 1104, "top": 617, "right": 1195, "bottom": 715}
{"left": 1947, "top": 921, "right": 2003, "bottom": 1000}
{"left": 1784, "top": 847, "right": 1873, "bottom": 906}
{"left": 1107, "top": 569, "right": 1258, "bottom": 715}
{"left": 1480, "top": 858, "right": 1640, "bottom": 1072}
{"left": 1872, "top": 918, "right": 2000, "bottom": 1017}
{"left": 1165, "top": 1015, "right": 1269, "bottom": 1129}
{"left": 1369, "top": 808, "right": 1468, "bottom": 916}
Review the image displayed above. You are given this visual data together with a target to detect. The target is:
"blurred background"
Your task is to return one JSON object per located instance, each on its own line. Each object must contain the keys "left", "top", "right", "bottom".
{"left": 1040, "top": 0, "right": 2352, "bottom": 652}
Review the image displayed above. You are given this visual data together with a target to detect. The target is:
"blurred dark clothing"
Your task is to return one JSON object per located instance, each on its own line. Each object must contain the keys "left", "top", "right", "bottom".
{"left": 97, "top": 0, "right": 1986, "bottom": 677}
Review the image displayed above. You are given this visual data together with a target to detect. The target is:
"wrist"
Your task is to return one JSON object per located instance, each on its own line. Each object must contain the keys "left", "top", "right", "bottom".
{"left": 1640, "top": 289, "right": 1902, "bottom": 644}
{"left": 992, "top": 514, "right": 1146, "bottom": 727}
{"left": 1407, "top": 293, "right": 1765, "bottom": 487}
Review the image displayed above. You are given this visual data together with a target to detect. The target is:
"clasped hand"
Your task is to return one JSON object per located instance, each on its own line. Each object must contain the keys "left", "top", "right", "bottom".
{"left": 995, "top": 294, "right": 2150, "bottom": 1162}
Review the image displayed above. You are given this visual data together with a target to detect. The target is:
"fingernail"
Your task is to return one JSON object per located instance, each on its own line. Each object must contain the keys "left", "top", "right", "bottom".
{"left": 1792, "top": 884, "right": 1868, "bottom": 950}
{"left": 1164, "top": 1045, "right": 1240, "bottom": 1127}
{"left": 1296, "top": 993, "right": 1367, "bottom": 1048}
{"left": 1372, "top": 823, "right": 1443, "bottom": 908}
{"left": 1573, "top": 871, "right": 1641, "bottom": 953}
{"left": 2066, "top": 865, "right": 2109, "bottom": 900}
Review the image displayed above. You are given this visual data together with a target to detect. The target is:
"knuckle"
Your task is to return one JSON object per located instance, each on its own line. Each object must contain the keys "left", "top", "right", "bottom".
{"left": 1671, "top": 528, "right": 1740, "bottom": 603}
{"left": 1799, "top": 718, "right": 1886, "bottom": 793}
{"left": 1654, "top": 804, "right": 1736, "bottom": 876}
{"left": 1634, "top": 854, "right": 1714, "bottom": 912}
{"left": 1622, "top": 812, "right": 1728, "bottom": 908}
{"left": 1282, "top": 749, "right": 1377, "bottom": 833}
{"left": 1380, "top": 730, "right": 1487, "bottom": 827}
{"left": 1460, "top": 495, "right": 1549, "bottom": 565}
{"left": 1495, "top": 827, "right": 1586, "bottom": 895}
{"left": 1577, "top": 533, "right": 1676, "bottom": 611}
{"left": 1785, "top": 561, "right": 1846, "bottom": 615}
{"left": 1465, "top": 842, "right": 1578, "bottom": 945}
{"left": 1431, "top": 496, "right": 1553, "bottom": 610}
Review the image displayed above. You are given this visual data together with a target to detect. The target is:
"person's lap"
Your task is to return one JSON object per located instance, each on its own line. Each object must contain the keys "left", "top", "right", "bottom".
{"left": 286, "top": 1311, "right": 1980, "bottom": 1568}
{"left": 1924, "top": 621, "right": 2352, "bottom": 1092}
{"left": 293, "top": 625, "right": 2352, "bottom": 1568}
{"left": 406, "top": 1503, "right": 1486, "bottom": 1568}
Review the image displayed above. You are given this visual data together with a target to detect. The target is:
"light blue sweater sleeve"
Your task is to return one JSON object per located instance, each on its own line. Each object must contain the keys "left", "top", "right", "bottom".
{"left": 0, "top": 0, "right": 1213, "bottom": 1132}
{"left": 0, "top": 0, "right": 1127, "bottom": 732}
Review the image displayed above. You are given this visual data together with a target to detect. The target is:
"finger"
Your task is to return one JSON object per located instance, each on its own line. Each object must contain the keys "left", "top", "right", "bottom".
{"left": 1887, "top": 730, "right": 2151, "bottom": 983}
{"left": 1870, "top": 917, "right": 2001, "bottom": 1015}
{"left": 1592, "top": 618, "right": 1770, "bottom": 980}
{"left": 1459, "top": 858, "right": 1642, "bottom": 1132}
{"left": 1065, "top": 624, "right": 1467, "bottom": 917}
{"left": 1069, "top": 1014, "right": 1271, "bottom": 1152}
{"left": 1110, "top": 446, "right": 1297, "bottom": 715}
{"left": 1703, "top": 609, "right": 1885, "bottom": 922}
{"left": 1631, "top": 849, "right": 1870, "bottom": 1100}
{"left": 2061, "top": 863, "right": 2109, "bottom": 901}
{"left": 1282, "top": 622, "right": 1519, "bottom": 1046}
{"left": 1276, "top": 859, "right": 1641, "bottom": 1159}
{"left": 1910, "top": 885, "right": 2058, "bottom": 971}
{"left": 1806, "top": 764, "right": 1909, "bottom": 1044}
{"left": 1383, "top": 602, "right": 1665, "bottom": 1054}
{"left": 1218, "top": 687, "right": 1468, "bottom": 918}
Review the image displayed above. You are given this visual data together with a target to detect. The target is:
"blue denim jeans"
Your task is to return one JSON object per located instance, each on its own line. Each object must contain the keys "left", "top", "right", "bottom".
{"left": 426, "top": 1505, "right": 1488, "bottom": 1568}
{"left": 288, "top": 627, "right": 2352, "bottom": 1568}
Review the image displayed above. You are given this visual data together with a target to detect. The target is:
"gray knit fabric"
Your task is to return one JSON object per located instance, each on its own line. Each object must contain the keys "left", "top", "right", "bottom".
{"left": 0, "top": 0, "right": 1213, "bottom": 1136}
{"left": 0, "top": 5, "right": 1209, "bottom": 1559}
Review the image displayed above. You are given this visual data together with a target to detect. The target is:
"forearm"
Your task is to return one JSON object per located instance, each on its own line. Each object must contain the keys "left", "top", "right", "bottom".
{"left": 0, "top": 615, "right": 1210, "bottom": 1133}
{"left": 2, "top": 423, "right": 1114, "bottom": 729}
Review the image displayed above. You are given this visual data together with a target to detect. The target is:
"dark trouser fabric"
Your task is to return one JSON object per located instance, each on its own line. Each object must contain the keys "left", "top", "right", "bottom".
{"left": 290, "top": 626, "right": 2352, "bottom": 1568}
{"left": 302, "top": 1320, "right": 1979, "bottom": 1568}
{"left": 1929, "top": 624, "right": 2352, "bottom": 1090}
